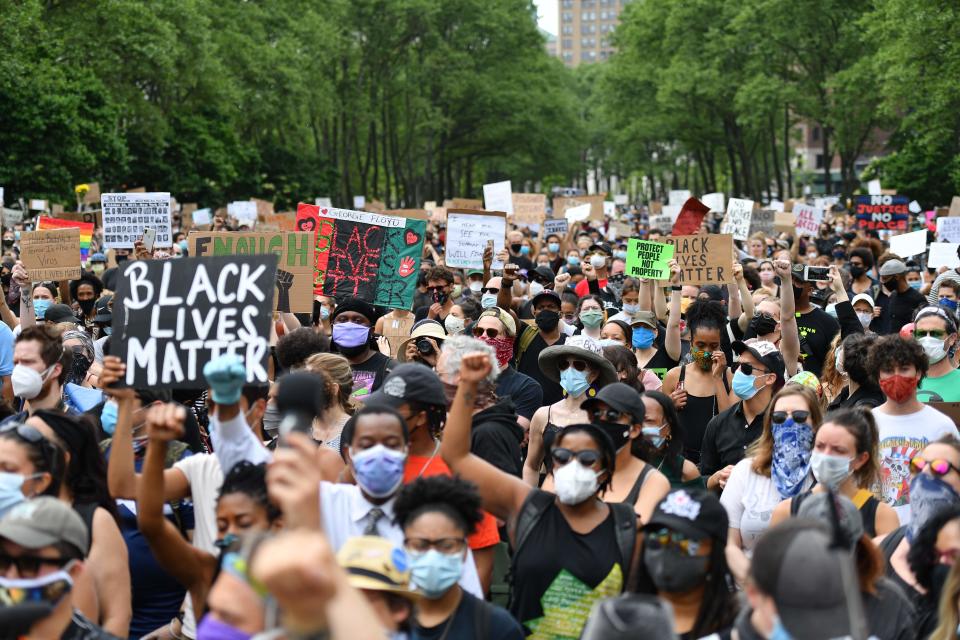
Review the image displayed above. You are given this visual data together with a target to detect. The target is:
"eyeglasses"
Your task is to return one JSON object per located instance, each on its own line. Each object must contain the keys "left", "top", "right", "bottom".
{"left": 771, "top": 410, "right": 810, "bottom": 425}
{"left": 0, "top": 423, "right": 45, "bottom": 444}
{"left": 732, "top": 362, "right": 769, "bottom": 376}
{"left": 0, "top": 553, "right": 69, "bottom": 578}
{"left": 914, "top": 329, "right": 947, "bottom": 339}
{"left": 558, "top": 359, "right": 589, "bottom": 372}
{"left": 644, "top": 528, "right": 704, "bottom": 557}
{"left": 426, "top": 286, "right": 448, "bottom": 294}
{"left": 551, "top": 448, "right": 602, "bottom": 467}
{"left": 589, "top": 407, "right": 626, "bottom": 423}
{"left": 480, "top": 287, "right": 499, "bottom": 295}
{"left": 404, "top": 537, "right": 468, "bottom": 554}
{"left": 910, "top": 457, "right": 960, "bottom": 478}
{"left": 472, "top": 327, "right": 501, "bottom": 339}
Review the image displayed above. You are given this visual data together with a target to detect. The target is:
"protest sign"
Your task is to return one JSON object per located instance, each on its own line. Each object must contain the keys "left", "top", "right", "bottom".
{"left": 769, "top": 200, "right": 785, "bottom": 213}
{"left": 649, "top": 201, "right": 663, "bottom": 215}
{"left": 82, "top": 182, "right": 101, "bottom": 206}
{"left": 937, "top": 218, "right": 960, "bottom": 243}
{"left": 193, "top": 208, "right": 212, "bottom": 226}
{"left": 51, "top": 204, "right": 64, "bottom": 216}
{"left": 610, "top": 221, "right": 633, "bottom": 240}
{"left": 868, "top": 179, "right": 882, "bottom": 196}
{"left": 384, "top": 209, "right": 429, "bottom": 221}
{"left": 365, "top": 200, "right": 386, "bottom": 213}
{"left": 228, "top": 201, "right": 257, "bottom": 223}
{"left": 20, "top": 228, "right": 81, "bottom": 281}
{"left": 671, "top": 198, "right": 709, "bottom": 235}
{"left": 445, "top": 209, "right": 507, "bottom": 270}
{"left": 553, "top": 194, "right": 606, "bottom": 221}
{"left": 564, "top": 203, "right": 591, "bottom": 223}
{"left": 189, "top": 232, "right": 315, "bottom": 313}
{"left": 0, "top": 187, "right": 3, "bottom": 206}
{"left": 512, "top": 194, "right": 547, "bottom": 226}
{"left": 721, "top": 198, "right": 753, "bottom": 241}
{"left": 950, "top": 197, "right": 960, "bottom": 217}
{"left": 668, "top": 190, "right": 691, "bottom": 206}
{"left": 56, "top": 210, "right": 100, "bottom": 227}
{"left": 259, "top": 213, "right": 298, "bottom": 232}
{"left": 750, "top": 209, "right": 776, "bottom": 236}
{"left": 775, "top": 212, "right": 796, "bottom": 235}
{"left": 29, "top": 199, "right": 47, "bottom": 212}
{"left": 315, "top": 197, "right": 333, "bottom": 208}
{"left": 253, "top": 198, "right": 275, "bottom": 219}
{"left": 2, "top": 208, "right": 23, "bottom": 227}
{"left": 101, "top": 192, "right": 173, "bottom": 249}
{"left": 701, "top": 192, "right": 725, "bottom": 212}
{"left": 353, "top": 196, "right": 366, "bottom": 210}
{"left": 614, "top": 194, "right": 628, "bottom": 206}
{"left": 543, "top": 218, "right": 569, "bottom": 238}
{"left": 113, "top": 255, "right": 276, "bottom": 388}
{"left": 603, "top": 201, "right": 616, "bottom": 217}
{"left": 483, "top": 181, "right": 513, "bottom": 215}
{"left": 37, "top": 217, "right": 94, "bottom": 261}
{"left": 625, "top": 239, "right": 674, "bottom": 280}
{"left": 295, "top": 204, "right": 426, "bottom": 309}
{"left": 928, "top": 243, "right": 960, "bottom": 269}
{"left": 793, "top": 203, "right": 823, "bottom": 237}
{"left": 450, "top": 198, "right": 484, "bottom": 210}
{"left": 663, "top": 234, "right": 735, "bottom": 285}
{"left": 889, "top": 229, "right": 928, "bottom": 258}
{"left": 855, "top": 195, "right": 909, "bottom": 231}
{"left": 650, "top": 215, "right": 674, "bottom": 233}
{"left": 909, "top": 200, "right": 922, "bottom": 214}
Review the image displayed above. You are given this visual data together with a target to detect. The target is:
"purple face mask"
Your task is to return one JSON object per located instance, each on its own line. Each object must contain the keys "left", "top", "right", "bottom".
{"left": 196, "top": 615, "right": 251, "bottom": 640}
{"left": 332, "top": 322, "right": 370, "bottom": 348}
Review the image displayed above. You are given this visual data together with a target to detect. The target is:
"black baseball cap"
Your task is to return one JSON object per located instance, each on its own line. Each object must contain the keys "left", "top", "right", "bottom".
{"left": 44, "top": 303, "right": 78, "bottom": 324}
{"left": 644, "top": 488, "right": 729, "bottom": 544}
{"left": 364, "top": 363, "right": 446, "bottom": 409}
{"left": 531, "top": 289, "right": 562, "bottom": 309}
{"left": 581, "top": 382, "right": 646, "bottom": 423}
{"left": 732, "top": 339, "right": 786, "bottom": 384}
{"left": 588, "top": 242, "right": 613, "bottom": 256}
{"left": 531, "top": 265, "right": 556, "bottom": 283}
{"left": 93, "top": 294, "right": 112, "bottom": 324}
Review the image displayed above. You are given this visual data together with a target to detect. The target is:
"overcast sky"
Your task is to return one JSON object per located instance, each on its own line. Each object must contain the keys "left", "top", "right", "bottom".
{"left": 534, "top": 0, "right": 557, "bottom": 36}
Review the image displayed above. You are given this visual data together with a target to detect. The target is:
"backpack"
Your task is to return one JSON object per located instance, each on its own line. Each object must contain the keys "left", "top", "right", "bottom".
{"left": 513, "top": 325, "right": 540, "bottom": 370}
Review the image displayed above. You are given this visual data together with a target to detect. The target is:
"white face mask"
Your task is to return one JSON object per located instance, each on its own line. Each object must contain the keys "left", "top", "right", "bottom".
{"left": 528, "top": 281, "right": 544, "bottom": 297}
{"left": 834, "top": 347, "right": 845, "bottom": 376}
{"left": 12, "top": 364, "right": 55, "bottom": 400}
{"left": 856, "top": 311, "right": 872, "bottom": 329}
{"left": 553, "top": 460, "right": 601, "bottom": 505}
{"left": 468, "top": 281, "right": 483, "bottom": 293}
{"left": 590, "top": 255, "right": 607, "bottom": 269}
{"left": 809, "top": 451, "right": 853, "bottom": 490}
{"left": 918, "top": 336, "right": 949, "bottom": 364}
{"left": 444, "top": 314, "right": 465, "bottom": 336}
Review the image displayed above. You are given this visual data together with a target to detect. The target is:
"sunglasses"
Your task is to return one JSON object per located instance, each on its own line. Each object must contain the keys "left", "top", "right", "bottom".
{"left": 0, "top": 553, "right": 70, "bottom": 579}
{"left": 472, "top": 327, "right": 501, "bottom": 339}
{"left": 589, "top": 407, "right": 626, "bottom": 423}
{"left": 732, "top": 362, "right": 769, "bottom": 376}
{"left": 558, "top": 359, "right": 589, "bottom": 372}
{"left": 644, "top": 528, "right": 704, "bottom": 557}
{"left": 771, "top": 410, "right": 810, "bottom": 425}
{"left": 910, "top": 457, "right": 960, "bottom": 478}
{"left": 426, "top": 286, "right": 448, "bottom": 293}
{"left": 480, "top": 287, "right": 500, "bottom": 295}
{"left": 914, "top": 329, "right": 947, "bottom": 339}
{"left": 551, "top": 448, "right": 601, "bottom": 467}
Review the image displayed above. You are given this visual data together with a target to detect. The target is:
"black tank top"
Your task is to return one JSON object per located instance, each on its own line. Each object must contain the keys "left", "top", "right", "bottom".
{"left": 622, "top": 464, "right": 655, "bottom": 507}
{"left": 789, "top": 490, "right": 881, "bottom": 537}
{"left": 542, "top": 406, "right": 563, "bottom": 455}
{"left": 676, "top": 364, "right": 726, "bottom": 465}
{"left": 510, "top": 502, "right": 625, "bottom": 636}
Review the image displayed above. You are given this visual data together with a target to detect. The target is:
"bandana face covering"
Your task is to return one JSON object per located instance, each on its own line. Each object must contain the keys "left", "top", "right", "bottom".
{"left": 771, "top": 418, "right": 814, "bottom": 498}
{"left": 479, "top": 335, "right": 513, "bottom": 369}
{"left": 908, "top": 472, "right": 960, "bottom": 542}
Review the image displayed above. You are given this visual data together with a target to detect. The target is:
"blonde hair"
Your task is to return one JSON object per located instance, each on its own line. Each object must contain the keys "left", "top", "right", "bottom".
{"left": 749, "top": 385, "right": 823, "bottom": 476}
{"left": 303, "top": 353, "right": 354, "bottom": 413}
{"left": 931, "top": 559, "right": 960, "bottom": 640}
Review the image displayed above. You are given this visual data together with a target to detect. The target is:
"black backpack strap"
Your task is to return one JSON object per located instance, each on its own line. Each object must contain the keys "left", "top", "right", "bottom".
{"left": 511, "top": 489, "right": 554, "bottom": 554}
{"left": 609, "top": 502, "right": 638, "bottom": 586}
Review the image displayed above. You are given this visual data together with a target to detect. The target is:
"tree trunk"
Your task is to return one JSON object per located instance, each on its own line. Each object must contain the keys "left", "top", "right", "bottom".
{"left": 821, "top": 122, "right": 833, "bottom": 194}
{"left": 769, "top": 113, "right": 783, "bottom": 200}
{"left": 784, "top": 104, "right": 793, "bottom": 199}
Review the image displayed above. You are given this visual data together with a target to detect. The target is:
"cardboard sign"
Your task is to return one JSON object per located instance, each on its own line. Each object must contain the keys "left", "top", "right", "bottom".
{"left": 188, "top": 232, "right": 315, "bottom": 313}
{"left": 228, "top": 201, "right": 257, "bottom": 223}
{"left": 663, "top": 234, "right": 735, "bottom": 285}
{"left": 253, "top": 198, "right": 275, "bottom": 219}
{"left": 721, "top": 198, "right": 753, "bottom": 241}
{"left": 671, "top": 198, "right": 709, "bottom": 235}
{"left": 668, "top": 190, "right": 692, "bottom": 206}
{"left": 29, "top": 199, "right": 47, "bottom": 212}
{"left": 444, "top": 209, "right": 507, "bottom": 270}
{"left": 543, "top": 218, "right": 569, "bottom": 238}
{"left": 295, "top": 204, "right": 426, "bottom": 309}
{"left": 889, "top": 229, "right": 928, "bottom": 258}
{"left": 384, "top": 209, "right": 430, "bottom": 221}
{"left": 625, "top": 239, "right": 674, "bottom": 280}
{"left": 793, "top": 203, "right": 823, "bottom": 237}
{"left": 928, "top": 243, "right": 960, "bottom": 269}
{"left": 113, "top": 255, "right": 276, "bottom": 388}
{"left": 936, "top": 218, "right": 960, "bottom": 243}
{"left": 614, "top": 194, "right": 629, "bottom": 206}
{"left": 565, "top": 203, "right": 591, "bottom": 223}
{"left": 649, "top": 201, "right": 663, "bottom": 215}
{"left": 20, "top": 228, "right": 81, "bottom": 281}
{"left": 352, "top": 196, "right": 366, "bottom": 210}
{"left": 36, "top": 217, "right": 94, "bottom": 261}
{"left": 512, "top": 194, "right": 547, "bottom": 226}
{"left": 701, "top": 192, "right": 725, "bottom": 212}
{"left": 101, "top": 192, "right": 173, "bottom": 249}
{"left": 450, "top": 198, "right": 483, "bottom": 211}
{"left": 258, "top": 213, "right": 298, "bottom": 232}
{"left": 855, "top": 195, "right": 909, "bottom": 231}
{"left": 553, "top": 194, "right": 606, "bottom": 222}
{"left": 483, "top": 181, "right": 513, "bottom": 215}
{"left": 750, "top": 209, "right": 777, "bottom": 236}
{"left": 950, "top": 196, "right": 960, "bottom": 218}
{"left": 775, "top": 212, "right": 796, "bottom": 235}
{"left": 2, "top": 208, "right": 24, "bottom": 227}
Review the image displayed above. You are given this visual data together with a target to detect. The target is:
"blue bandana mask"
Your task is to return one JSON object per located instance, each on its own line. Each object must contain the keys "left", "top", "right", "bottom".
{"left": 908, "top": 472, "right": 960, "bottom": 543}
{"left": 559, "top": 367, "right": 590, "bottom": 397}
{"left": 940, "top": 297, "right": 959, "bottom": 312}
{"left": 632, "top": 327, "right": 655, "bottom": 349}
{"left": 771, "top": 418, "right": 813, "bottom": 498}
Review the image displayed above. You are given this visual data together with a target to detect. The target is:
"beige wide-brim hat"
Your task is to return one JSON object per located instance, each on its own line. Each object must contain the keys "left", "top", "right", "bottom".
{"left": 538, "top": 335, "right": 618, "bottom": 387}
{"left": 397, "top": 320, "right": 447, "bottom": 363}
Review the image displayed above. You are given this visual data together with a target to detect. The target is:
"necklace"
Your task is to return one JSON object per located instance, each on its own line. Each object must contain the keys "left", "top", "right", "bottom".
{"left": 416, "top": 440, "right": 441, "bottom": 479}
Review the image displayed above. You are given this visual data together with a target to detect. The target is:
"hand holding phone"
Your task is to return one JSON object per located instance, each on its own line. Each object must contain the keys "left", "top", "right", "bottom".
{"left": 141, "top": 228, "right": 157, "bottom": 253}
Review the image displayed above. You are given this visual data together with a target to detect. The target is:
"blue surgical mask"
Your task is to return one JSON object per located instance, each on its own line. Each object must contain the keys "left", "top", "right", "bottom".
{"left": 559, "top": 367, "right": 591, "bottom": 397}
{"left": 732, "top": 368, "right": 763, "bottom": 400}
{"left": 178, "top": 240, "right": 188, "bottom": 253}
{"left": 770, "top": 616, "right": 794, "bottom": 640}
{"left": 104, "top": 326, "right": 113, "bottom": 336}
{"left": 409, "top": 549, "right": 463, "bottom": 598}
{"left": 481, "top": 293, "right": 498, "bottom": 309}
{"left": 320, "top": 306, "right": 330, "bottom": 320}
{"left": 332, "top": 322, "right": 370, "bottom": 348}
{"left": 32, "top": 298, "right": 51, "bottom": 320}
{"left": 909, "top": 280, "right": 922, "bottom": 290}
{"left": 641, "top": 426, "right": 665, "bottom": 449}
{"left": 614, "top": 250, "right": 627, "bottom": 260}
{"left": 567, "top": 256, "right": 581, "bottom": 267}
{"left": 0, "top": 472, "right": 27, "bottom": 518}
{"left": 350, "top": 444, "right": 407, "bottom": 498}
{"left": 548, "top": 242, "right": 560, "bottom": 253}
{"left": 520, "top": 245, "right": 530, "bottom": 255}
{"left": 100, "top": 400, "right": 119, "bottom": 436}
{"left": 632, "top": 327, "right": 655, "bottom": 349}
{"left": 622, "top": 303, "right": 640, "bottom": 315}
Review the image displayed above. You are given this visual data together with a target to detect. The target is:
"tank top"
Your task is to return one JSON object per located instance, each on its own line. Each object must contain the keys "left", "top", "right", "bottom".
{"left": 649, "top": 452, "right": 708, "bottom": 490}
{"left": 676, "top": 364, "right": 726, "bottom": 465}
{"left": 542, "top": 406, "right": 563, "bottom": 455}
{"left": 510, "top": 501, "right": 625, "bottom": 636}
{"left": 622, "top": 464, "right": 655, "bottom": 506}
{"left": 381, "top": 313, "right": 415, "bottom": 358}
{"left": 789, "top": 488, "right": 880, "bottom": 537}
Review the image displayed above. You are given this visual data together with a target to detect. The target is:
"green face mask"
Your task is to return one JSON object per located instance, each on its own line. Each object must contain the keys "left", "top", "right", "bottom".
{"left": 580, "top": 310, "right": 604, "bottom": 329}
{"left": 691, "top": 349, "right": 713, "bottom": 370}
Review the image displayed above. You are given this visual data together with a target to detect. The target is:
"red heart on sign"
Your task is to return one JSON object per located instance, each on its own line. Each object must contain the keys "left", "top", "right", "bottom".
{"left": 405, "top": 230, "right": 420, "bottom": 245}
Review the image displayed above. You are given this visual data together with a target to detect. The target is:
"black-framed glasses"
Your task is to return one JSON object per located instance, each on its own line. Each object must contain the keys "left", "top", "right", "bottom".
{"left": 558, "top": 359, "right": 588, "bottom": 372}
{"left": 551, "top": 448, "right": 601, "bottom": 467}
{"left": 0, "top": 553, "right": 70, "bottom": 578}
{"left": 733, "top": 362, "right": 769, "bottom": 376}
{"left": 404, "top": 537, "right": 467, "bottom": 554}
{"left": 753, "top": 312, "right": 776, "bottom": 321}
{"left": 589, "top": 407, "right": 626, "bottom": 423}
{"left": 480, "top": 287, "right": 499, "bottom": 295}
{"left": 426, "top": 285, "right": 449, "bottom": 294}
{"left": 771, "top": 410, "right": 810, "bottom": 425}
{"left": 473, "top": 327, "right": 500, "bottom": 339}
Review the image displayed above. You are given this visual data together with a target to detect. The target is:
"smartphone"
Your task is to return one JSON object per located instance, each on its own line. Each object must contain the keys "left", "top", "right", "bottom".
{"left": 141, "top": 228, "right": 157, "bottom": 252}
{"left": 803, "top": 265, "right": 831, "bottom": 282}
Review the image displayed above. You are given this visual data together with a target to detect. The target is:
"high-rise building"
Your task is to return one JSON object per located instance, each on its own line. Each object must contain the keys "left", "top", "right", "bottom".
{"left": 556, "top": 0, "right": 629, "bottom": 67}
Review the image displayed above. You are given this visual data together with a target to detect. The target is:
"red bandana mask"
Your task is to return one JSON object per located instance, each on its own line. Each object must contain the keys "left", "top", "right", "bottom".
{"left": 879, "top": 374, "right": 919, "bottom": 404}
{"left": 480, "top": 335, "right": 514, "bottom": 369}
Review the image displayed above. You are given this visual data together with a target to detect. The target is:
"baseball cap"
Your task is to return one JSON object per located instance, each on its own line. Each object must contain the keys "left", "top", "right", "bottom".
{"left": 89, "top": 253, "right": 107, "bottom": 263}
{"left": 43, "top": 303, "right": 78, "bottom": 324}
{"left": 879, "top": 259, "right": 907, "bottom": 277}
{"left": 465, "top": 269, "right": 484, "bottom": 278}
{"left": 732, "top": 339, "right": 785, "bottom": 383}
{"left": 750, "top": 521, "right": 851, "bottom": 640}
{"left": 532, "top": 265, "right": 557, "bottom": 283}
{"left": 589, "top": 242, "right": 613, "bottom": 256}
{"left": 364, "top": 363, "right": 446, "bottom": 409}
{"left": 336, "top": 535, "right": 419, "bottom": 602}
{"left": 797, "top": 493, "right": 863, "bottom": 550}
{"left": 531, "top": 289, "right": 562, "bottom": 309}
{"left": 643, "top": 489, "right": 729, "bottom": 544}
{"left": 478, "top": 307, "right": 517, "bottom": 337}
{"left": 581, "top": 382, "right": 646, "bottom": 423}
{"left": 0, "top": 496, "right": 90, "bottom": 555}
{"left": 850, "top": 293, "right": 875, "bottom": 309}
{"left": 631, "top": 310, "right": 657, "bottom": 328}
{"left": 93, "top": 294, "right": 113, "bottom": 324}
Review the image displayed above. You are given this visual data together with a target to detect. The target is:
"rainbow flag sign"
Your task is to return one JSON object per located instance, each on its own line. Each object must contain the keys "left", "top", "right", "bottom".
{"left": 37, "top": 216, "right": 94, "bottom": 262}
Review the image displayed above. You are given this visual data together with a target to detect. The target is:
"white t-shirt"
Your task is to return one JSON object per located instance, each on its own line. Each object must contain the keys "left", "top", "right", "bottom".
{"left": 874, "top": 404, "right": 958, "bottom": 524}
{"left": 720, "top": 457, "right": 812, "bottom": 552}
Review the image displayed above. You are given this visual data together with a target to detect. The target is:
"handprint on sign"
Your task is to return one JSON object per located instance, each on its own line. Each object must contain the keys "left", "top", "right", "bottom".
{"left": 398, "top": 257, "right": 415, "bottom": 277}
{"left": 324, "top": 222, "right": 384, "bottom": 299}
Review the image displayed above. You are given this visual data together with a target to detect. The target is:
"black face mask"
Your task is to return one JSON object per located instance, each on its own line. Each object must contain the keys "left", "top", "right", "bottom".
{"left": 115, "top": 253, "right": 128, "bottom": 264}
{"left": 510, "top": 243, "right": 523, "bottom": 254}
{"left": 643, "top": 546, "right": 709, "bottom": 594}
{"left": 1, "top": 239, "right": 12, "bottom": 248}
{"left": 849, "top": 265, "right": 865, "bottom": 279}
{"left": 78, "top": 299, "right": 96, "bottom": 315}
{"left": 336, "top": 342, "right": 369, "bottom": 358}
{"left": 792, "top": 285, "right": 805, "bottom": 300}
{"left": 749, "top": 314, "right": 777, "bottom": 336}
{"left": 71, "top": 351, "right": 91, "bottom": 386}
{"left": 433, "top": 289, "right": 449, "bottom": 305}
{"left": 596, "top": 420, "right": 631, "bottom": 451}
{"left": 534, "top": 309, "right": 560, "bottom": 332}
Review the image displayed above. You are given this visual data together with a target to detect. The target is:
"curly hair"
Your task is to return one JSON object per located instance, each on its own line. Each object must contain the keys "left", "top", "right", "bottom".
{"left": 868, "top": 334, "right": 929, "bottom": 381}
{"left": 749, "top": 385, "right": 823, "bottom": 477}
{"left": 908, "top": 504, "right": 960, "bottom": 591}
{"left": 820, "top": 407, "right": 881, "bottom": 489}
{"left": 424, "top": 266, "right": 455, "bottom": 286}
{"left": 685, "top": 299, "right": 727, "bottom": 340}
{"left": 393, "top": 475, "right": 484, "bottom": 537}
{"left": 603, "top": 344, "right": 643, "bottom": 394}
{"left": 276, "top": 327, "right": 328, "bottom": 371}
{"left": 218, "top": 461, "right": 281, "bottom": 524}
{"left": 841, "top": 332, "right": 879, "bottom": 387}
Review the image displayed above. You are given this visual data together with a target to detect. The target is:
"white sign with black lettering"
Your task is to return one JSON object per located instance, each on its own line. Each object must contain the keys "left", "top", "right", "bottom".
{"left": 101, "top": 192, "right": 172, "bottom": 249}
